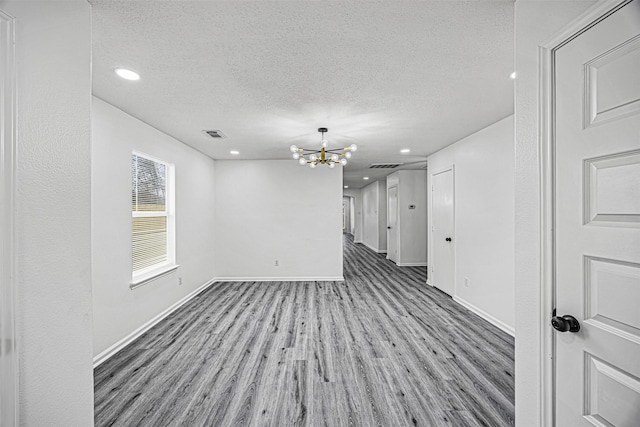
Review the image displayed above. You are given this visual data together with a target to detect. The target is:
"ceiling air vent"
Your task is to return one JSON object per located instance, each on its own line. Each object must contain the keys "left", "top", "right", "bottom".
{"left": 202, "top": 130, "right": 227, "bottom": 139}
{"left": 369, "top": 163, "right": 404, "bottom": 169}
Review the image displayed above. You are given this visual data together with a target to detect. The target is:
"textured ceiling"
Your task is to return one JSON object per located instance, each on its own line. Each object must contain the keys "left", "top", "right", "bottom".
{"left": 91, "top": 1, "right": 514, "bottom": 188}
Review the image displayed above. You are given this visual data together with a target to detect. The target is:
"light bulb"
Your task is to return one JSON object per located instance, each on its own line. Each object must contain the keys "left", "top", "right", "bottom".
{"left": 292, "top": 152, "right": 300, "bottom": 160}
{"left": 331, "top": 154, "right": 339, "bottom": 162}
{"left": 340, "top": 159, "right": 348, "bottom": 166}
{"left": 310, "top": 162, "right": 317, "bottom": 169}
{"left": 299, "top": 157, "right": 306, "bottom": 165}
{"left": 328, "top": 162, "right": 336, "bottom": 169}
{"left": 349, "top": 144, "right": 358, "bottom": 152}
{"left": 345, "top": 152, "right": 352, "bottom": 159}
{"left": 321, "top": 139, "right": 329, "bottom": 148}
{"left": 114, "top": 68, "right": 140, "bottom": 81}
{"left": 309, "top": 154, "right": 318, "bottom": 162}
{"left": 290, "top": 145, "right": 298, "bottom": 153}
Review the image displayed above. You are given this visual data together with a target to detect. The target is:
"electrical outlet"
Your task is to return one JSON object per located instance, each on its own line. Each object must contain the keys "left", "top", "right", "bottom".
{"left": 178, "top": 277, "right": 183, "bottom": 286}
{"left": 464, "top": 277, "right": 469, "bottom": 287}
{"left": 274, "top": 260, "right": 279, "bottom": 267}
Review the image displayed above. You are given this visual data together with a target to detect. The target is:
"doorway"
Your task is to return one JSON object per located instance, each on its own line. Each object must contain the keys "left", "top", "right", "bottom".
{"left": 349, "top": 197, "right": 355, "bottom": 236}
{"left": 342, "top": 197, "right": 351, "bottom": 234}
{"left": 431, "top": 166, "right": 455, "bottom": 296}
{"left": 342, "top": 195, "right": 356, "bottom": 238}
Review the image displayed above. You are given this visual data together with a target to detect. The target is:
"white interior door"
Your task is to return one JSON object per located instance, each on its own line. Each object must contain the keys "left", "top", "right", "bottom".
{"left": 432, "top": 168, "right": 454, "bottom": 296}
{"left": 0, "top": 9, "right": 17, "bottom": 426}
{"left": 554, "top": 2, "right": 640, "bottom": 425}
{"left": 387, "top": 186, "right": 399, "bottom": 263}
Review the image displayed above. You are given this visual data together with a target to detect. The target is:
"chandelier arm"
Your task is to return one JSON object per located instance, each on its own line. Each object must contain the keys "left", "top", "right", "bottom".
{"left": 291, "top": 127, "right": 356, "bottom": 167}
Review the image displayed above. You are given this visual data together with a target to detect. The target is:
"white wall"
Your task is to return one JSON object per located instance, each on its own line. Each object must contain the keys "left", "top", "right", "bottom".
{"left": 362, "top": 181, "right": 379, "bottom": 251}
{"left": 344, "top": 188, "right": 363, "bottom": 242}
{"left": 386, "top": 170, "right": 428, "bottom": 266}
{"left": 515, "top": 2, "right": 597, "bottom": 424}
{"left": 215, "top": 160, "right": 343, "bottom": 280}
{"left": 428, "top": 116, "right": 515, "bottom": 334}
{"left": 2, "top": 1, "right": 94, "bottom": 424}
{"left": 361, "top": 180, "right": 387, "bottom": 253}
{"left": 362, "top": 183, "right": 379, "bottom": 250}
{"left": 92, "top": 97, "right": 217, "bottom": 357}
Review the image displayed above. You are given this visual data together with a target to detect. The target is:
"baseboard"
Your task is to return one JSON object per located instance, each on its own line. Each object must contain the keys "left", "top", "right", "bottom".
{"left": 396, "top": 262, "right": 427, "bottom": 267}
{"left": 453, "top": 296, "right": 515, "bottom": 337}
{"left": 426, "top": 279, "right": 433, "bottom": 287}
{"left": 360, "top": 241, "right": 386, "bottom": 254}
{"left": 93, "top": 277, "right": 217, "bottom": 368}
{"left": 360, "top": 241, "right": 378, "bottom": 252}
{"left": 213, "top": 276, "right": 345, "bottom": 282}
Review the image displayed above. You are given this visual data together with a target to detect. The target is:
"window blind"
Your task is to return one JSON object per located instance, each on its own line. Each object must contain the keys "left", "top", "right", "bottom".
{"left": 131, "top": 154, "right": 168, "bottom": 272}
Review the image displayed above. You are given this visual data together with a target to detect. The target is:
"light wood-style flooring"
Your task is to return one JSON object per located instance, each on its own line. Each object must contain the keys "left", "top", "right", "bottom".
{"left": 95, "top": 234, "right": 514, "bottom": 426}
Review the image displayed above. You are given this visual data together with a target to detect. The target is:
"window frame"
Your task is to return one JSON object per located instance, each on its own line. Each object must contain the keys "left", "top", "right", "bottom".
{"left": 130, "top": 151, "right": 177, "bottom": 288}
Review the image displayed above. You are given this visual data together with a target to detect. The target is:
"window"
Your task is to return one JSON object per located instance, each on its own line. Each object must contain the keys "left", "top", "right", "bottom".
{"left": 131, "top": 152, "right": 176, "bottom": 286}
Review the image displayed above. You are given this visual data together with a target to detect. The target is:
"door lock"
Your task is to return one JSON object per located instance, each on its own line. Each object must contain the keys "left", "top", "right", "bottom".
{"left": 445, "top": 237, "right": 452, "bottom": 242}
{"left": 551, "top": 314, "right": 580, "bottom": 333}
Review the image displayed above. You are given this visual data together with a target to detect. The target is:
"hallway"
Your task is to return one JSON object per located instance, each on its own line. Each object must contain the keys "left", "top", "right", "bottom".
{"left": 95, "top": 235, "right": 514, "bottom": 426}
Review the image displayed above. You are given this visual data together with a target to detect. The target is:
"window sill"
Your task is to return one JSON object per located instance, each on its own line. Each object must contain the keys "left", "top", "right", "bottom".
{"left": 130, "top": 264, "right": 180, "bottom": 290}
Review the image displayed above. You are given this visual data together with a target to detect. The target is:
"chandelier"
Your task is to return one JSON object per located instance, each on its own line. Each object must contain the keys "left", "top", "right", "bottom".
{"left": 290, "top": 128, "right": 357, "bottom": 169}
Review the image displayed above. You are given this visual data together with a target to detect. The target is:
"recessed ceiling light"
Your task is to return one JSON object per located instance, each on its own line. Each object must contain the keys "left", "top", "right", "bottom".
{"left": 400, "top": 148, "right": 411, "bottom": 154}
{"left": 344, "top": 185, "right": 349, "bottom": 189}
{"left": 510, "top": 71, "right": 517, "bottom": 79}
{"left": 114, "top": 68, "right": 140, "bottom": 81}
{"left": 363, "top": 177, "right": 369, "bottom": 180}
{"left": 230, "top": 150, "right": 239, "bottom": 155}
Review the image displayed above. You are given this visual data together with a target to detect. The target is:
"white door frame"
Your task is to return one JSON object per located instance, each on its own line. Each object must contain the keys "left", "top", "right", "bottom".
{"left": 538, "top": 1, "right": 631, "bottom": 424}
{"left": 387, "top": 185, "right": 399, "bottom": 263}
{"left": 0, "top": 8, "right": 17, "bottom": 427}
{"left": 429, "top": 165, "right": 455, "bottom": 293}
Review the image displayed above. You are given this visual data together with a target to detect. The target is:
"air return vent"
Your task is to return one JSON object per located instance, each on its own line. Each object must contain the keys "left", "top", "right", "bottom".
{"left": 202, "top": 130, "right": 227, "bottom": 139}
{"left": 369, "top": 163, "right": 403, "bottom": 169}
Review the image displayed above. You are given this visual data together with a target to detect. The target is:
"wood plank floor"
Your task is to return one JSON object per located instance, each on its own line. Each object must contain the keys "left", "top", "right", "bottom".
{"left": 95, "top": 235, "right": 514, "bottom": 426}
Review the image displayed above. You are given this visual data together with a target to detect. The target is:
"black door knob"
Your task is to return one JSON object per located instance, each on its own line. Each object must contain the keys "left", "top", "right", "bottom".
{"left": 551, "top": 315, "right": 580, "bottom": 333}
{"left": 387, "top": 226, "right": 391, "bottom": 229}
{"left": 445, "top": 237, "right": 452, "bottom": 242}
